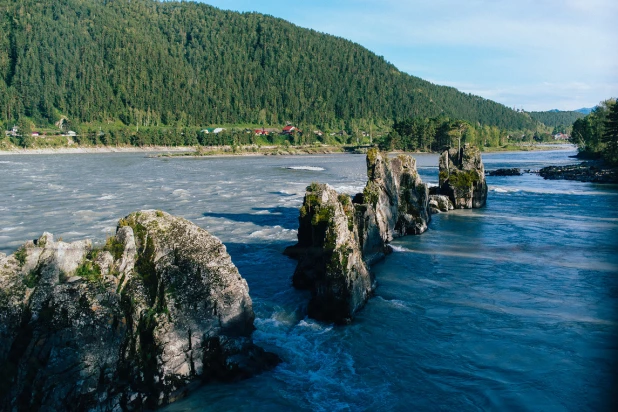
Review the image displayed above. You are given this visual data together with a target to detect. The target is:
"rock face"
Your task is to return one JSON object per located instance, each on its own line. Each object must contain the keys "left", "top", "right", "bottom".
{"left": 285, "top": 183, "right": 373, "bottom": 324}
{"left": 364, "top": 150, "right": 430, "bottom": 239}
{"left": 285, "top": 148, "right": 430, "bottom": 323}
{"left": 438, "top": 145, "right": 488, "bottom": 208}
{"left": 0, "top": 211, "right": 277, "bottom": 411}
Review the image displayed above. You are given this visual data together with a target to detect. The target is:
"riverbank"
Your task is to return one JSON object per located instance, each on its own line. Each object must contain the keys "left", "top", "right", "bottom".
{"left": 480, "top": 143, "right": 575, "bottom": 153}
{"left": 156, "top": 145, "right": 348, "bottom": 158}
{"left": 0, "top": 143, "right": 572, "bottom": 156}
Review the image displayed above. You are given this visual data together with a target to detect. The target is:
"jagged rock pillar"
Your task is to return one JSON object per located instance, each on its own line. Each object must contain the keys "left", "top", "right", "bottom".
{"left": 438, "top": 144, "right": 488, "bottom": 208}
{"left": 284, "top": 183, "right": 374, "bottom": 324}
{"left": 285, "top": 148, "right": 432, "bottom": 323}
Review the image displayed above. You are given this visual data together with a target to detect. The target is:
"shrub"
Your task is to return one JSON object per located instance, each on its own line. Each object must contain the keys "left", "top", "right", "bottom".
{"left": 14, "top": 247, "right": 27, "bottom": 267}
{"left": 75, "top": 261, "right": 101, "bottom": 282}
{"left": 104, "top": 236, "right": 125, "bottom": 260}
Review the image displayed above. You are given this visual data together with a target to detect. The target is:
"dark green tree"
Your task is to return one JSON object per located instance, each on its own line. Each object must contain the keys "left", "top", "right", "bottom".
{"left": 602, "top": 102, "right": 618, "bottom": 163}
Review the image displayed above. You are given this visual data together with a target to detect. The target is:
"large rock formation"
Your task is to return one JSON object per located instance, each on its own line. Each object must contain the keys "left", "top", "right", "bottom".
{"left": 285, "top": 183, "right": 373, "bottom": 324}
{"left": 438, "top": 144, "right": 488, "bottom": 208}
{"left": 0, "top": 210, "right": 278, "bottom": 411}
{"left": 285, "top": 148, "right": 430, "bottom": 323}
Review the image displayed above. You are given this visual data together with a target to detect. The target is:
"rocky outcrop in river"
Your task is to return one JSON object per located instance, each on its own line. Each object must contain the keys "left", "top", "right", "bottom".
{"left": 438, "top": 145, "right": 488, "bottom": 208}
{"left": 285, "top": 148, "right": 430, "bottom": 323}
{"left": 285, "top": 183, "right": 374, "bottom": 324}
{"left": 0, "top": 210, "right": 278, "bottom": 411}
{"left": 487, "top": 168, "right": 522, "bottom": 176}
{"left": 539, "top": 162, "right": 618, "bottom": 183}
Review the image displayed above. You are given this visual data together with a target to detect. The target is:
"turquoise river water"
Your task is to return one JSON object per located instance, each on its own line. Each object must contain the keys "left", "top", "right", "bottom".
{"left": 0, "top": 147, "right": 617, "bottom": 411}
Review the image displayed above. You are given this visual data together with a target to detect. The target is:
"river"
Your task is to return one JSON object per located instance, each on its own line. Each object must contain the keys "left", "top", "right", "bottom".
{"left": 1, "top": 147, "right": 616, "bottom": 411}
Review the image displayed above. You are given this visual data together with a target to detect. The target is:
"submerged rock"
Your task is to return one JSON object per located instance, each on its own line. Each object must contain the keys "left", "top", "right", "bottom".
{"left": 438, "top": 145, "right": 488, "bottom": 208}
{"left": 285, "top": 148, "right": 430, "bottom": 323}
{"left": 487, "top": 168, "right": 522, "bottom": 176}
{"left": 0, "top": 211, "right": 278, "bottom": 411}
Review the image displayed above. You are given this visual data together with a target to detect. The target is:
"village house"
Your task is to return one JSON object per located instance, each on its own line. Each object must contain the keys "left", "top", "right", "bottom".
{"left": 282, "top": 125, "right": 296, "bottom": 134}
{"left": 554, "top": 133, "right": 569, "bottom": 140}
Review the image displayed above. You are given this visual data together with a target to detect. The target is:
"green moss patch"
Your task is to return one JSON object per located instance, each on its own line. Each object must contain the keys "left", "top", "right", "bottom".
{"left": 449, "top": 170, "right": 480, "bottom": 191}
{"left": 75, "top": 261, "right": 101, "bottom": 282}
{"left": 104, "top": 236, "right": 125, "bottom": 260}
{"left": 14, "top": 247, "right": 27, "bottom": 267}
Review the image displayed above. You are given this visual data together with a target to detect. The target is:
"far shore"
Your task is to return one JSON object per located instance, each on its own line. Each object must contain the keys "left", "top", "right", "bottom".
{"left": 0, "top": 143, "right": 575, "bottom": 156}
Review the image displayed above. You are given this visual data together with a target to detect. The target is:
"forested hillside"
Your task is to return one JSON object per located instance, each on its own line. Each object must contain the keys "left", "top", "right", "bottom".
{"left": 570, "top": 99, "right": 617, "bottom": 164}
{"left": 529, "top": 111, "right": 584, "bottom": 128}
{"left": 0, "top": 0, "right": 537, "bottom": 132}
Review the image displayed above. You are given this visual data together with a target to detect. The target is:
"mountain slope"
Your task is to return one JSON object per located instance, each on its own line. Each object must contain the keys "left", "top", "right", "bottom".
{"left": 0, "top": 0, "right": 536, "bottom": 130}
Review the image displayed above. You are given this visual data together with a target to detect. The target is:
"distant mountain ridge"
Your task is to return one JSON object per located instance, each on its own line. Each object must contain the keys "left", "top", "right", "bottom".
{"left": 575, "top": 107, "right": 594, "bottom": 115}
{"left": 0, "top": 0, "right": 537, "bottom": 130}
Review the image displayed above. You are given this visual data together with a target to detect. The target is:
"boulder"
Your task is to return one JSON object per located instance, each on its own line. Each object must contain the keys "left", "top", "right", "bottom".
{"left": 438, "top": 144, "right": 488, "bottom": 208}
{"left": 0, "top": 210, "right": 278, "bottom": 411}
{"left": 429, "top": 195, "right": 454, "bottom": 214}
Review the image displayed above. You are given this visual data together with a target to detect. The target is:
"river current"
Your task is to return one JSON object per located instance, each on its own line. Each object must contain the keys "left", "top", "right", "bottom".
{"left": 1, "top": 147, "right": 617, "bottom": 411}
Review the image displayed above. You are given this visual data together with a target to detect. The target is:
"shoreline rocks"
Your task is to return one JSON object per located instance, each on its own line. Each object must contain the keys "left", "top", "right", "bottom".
{"left": 0, "top": 211, "right": 278, "bottom": 411}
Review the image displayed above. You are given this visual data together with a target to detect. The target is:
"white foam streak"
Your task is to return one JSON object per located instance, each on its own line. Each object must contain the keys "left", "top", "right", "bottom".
{"left": 285, "top": 166, "right": 325, "bottom": 171}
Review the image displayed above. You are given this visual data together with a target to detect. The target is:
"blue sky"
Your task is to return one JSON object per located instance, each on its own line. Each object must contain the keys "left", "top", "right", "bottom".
{"left": 194, "top": 0, "right": 617, "bottom": 111}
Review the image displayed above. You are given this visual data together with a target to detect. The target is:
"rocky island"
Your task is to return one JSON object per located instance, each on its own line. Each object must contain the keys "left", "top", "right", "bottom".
{"left": 539, "top": 161, "right": 618, "bottom": 183}
{"left": 0, "top": 211, "right": 278, "bottom": 411}
{"left": 285, "top": 146, "right": 487, "bottom": 324}
{"left": 437, "top": 145, "right": 488, "bottom": 209}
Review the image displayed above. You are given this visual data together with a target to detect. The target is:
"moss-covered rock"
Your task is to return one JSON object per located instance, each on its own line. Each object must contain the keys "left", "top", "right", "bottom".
{"left": 285, "top": 149, "right": 431, "bottom": 323}
{"left": 285, "top": 184, "right": 374, "bottom": 324}
{"left": 0, "top": 211, "right": 278, "bottom": 411}
{"left": 438, "top": 144, "right": 488, "bottom": 208}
